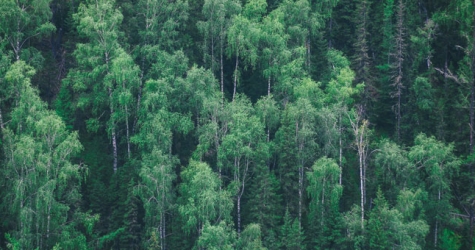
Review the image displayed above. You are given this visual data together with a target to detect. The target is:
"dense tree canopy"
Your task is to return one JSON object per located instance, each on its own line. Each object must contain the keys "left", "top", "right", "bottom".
{"left": 0, "top": 0, "right": 474, "bottom": 249}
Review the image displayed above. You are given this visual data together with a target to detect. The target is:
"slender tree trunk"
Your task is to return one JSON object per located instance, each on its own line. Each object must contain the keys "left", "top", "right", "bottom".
{"left": 163, "top": 212, "right": 166, "bottom": 250}
{"left": 105, "top": 52, "right": 118, "bottom": 173}
{"left": 321, "top": 180, "right": 325, "bottom": 226}
{"left": 211, "top": 31, "right": 215, "bottom": 74}
{"left": 109, "top": 87, "right": 118, "bottom": 173}
{"left": 233, "top": 49, "right": 239, "bottom": 102}
{"left": 306, "top": 37, "right": 311, "bottom": 71}
{"left": 359, "top": 136, "right": 364, "bottom": 230}
{"left": 268, "top": 74, "right": 271, "bottom": 97}
{"left": 237, "top": 193, "right": 241, "bottom": 236}
{"left": 434, "top": 188, "right": 441, "bottom": 248}
{"left": 220, "top": 25, "right": 225, "bottom": 106}
{"left": 328, "top": 18, "right": 333, "bottom": 49}
{"left": 299, "top": 161, "right": 303, "bottom": 229}
{"left": 36, "top": 211, "right": 40, "bottom": 249}
{"left": 160, "top": 212, "right": 165, "bottom": 250}
{"left": 267, "top": 128, "right": 270, "bottom": 143}
{"left": 0, "top": 107, "right": 4, "bottom": 130}
{"left": 134, "top": 64, "right": 144, "bottom": 134}
{"left": 122, "top": 80, "right": 131, "bottom": 159}
{"left": 15, "top": 18, "right": 20, "bottom": 61}
{"left": 394, "top": 0, "right": 405, "bottom": 142}
{"left": 339, "top": 113, "right": 342, "bottom": 185}
{"left": 351, "top": 110, "right": 368, "bottom": 230}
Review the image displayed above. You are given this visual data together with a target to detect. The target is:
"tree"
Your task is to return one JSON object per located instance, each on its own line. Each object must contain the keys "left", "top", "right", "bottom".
{"left": 348, "top": 105, "right": 370, "bottom": 230}
{"left": 178, "top": 160, "right": 233, "bottom": 247}
{"left": 391, "top": 0, "right": 406, "bottom": 141}
{"left": 0, "top": 0, "right": 55, "bottom": 61}
{"left": 227, "top": 0, "right": 264, "bottom": 101}
{"left": 137, "top": 0, "right": 188, "bottom": 52}
{"left": 65, "top": 0, "right": 139, "bottom": 172}
{"left": 135, "top": 150, "right": 176, "bottom": 250}
{"left": 352, "top": 0, "right": 375, "bottom": 113}
{"left": 135, "top": 0, "right": 189, "bottom": 127}
{"left": 218, "top": 95, "right": 266, "bottom": 234}
{"left": 280, "top": 208, "right": 305, "bottom": 250}
{"left": 2, "top": 61, "right": 86, "bottom": 249}
{"left": 367, "top": 189, "right": 429, "bottom": 250}
{"left": 324, "top": 49, "right": 362, "bottom": 184}
{"left": 197, "top": 0, "right": 241, "bottom": 101}
{"left": 288, "top": 97, "right": 318, "bottom": 226}
{"left": 260, "top": 6, "right": 290, "bottom": 97}
{"left": 237, "top": 223, "right": 267, "bottom": 250}
{"left": 306, "top": 157, "right": 343, "bottom": 249}
{"left": 408, "top": 134, "right": 460, "bottom": 248}
{"left": 374, "top": 139, "right": 413, "bottom": 202}
{"left": 197, "top": 221, "right": 236, "bottom": 250}
{"left": 243, "top": 163, "right": 282, "bottom": 248}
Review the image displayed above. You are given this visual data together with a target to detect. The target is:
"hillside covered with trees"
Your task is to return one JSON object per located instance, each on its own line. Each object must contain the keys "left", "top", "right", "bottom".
{"left": 0, "top": 0, "right": 475, "bottom": 249}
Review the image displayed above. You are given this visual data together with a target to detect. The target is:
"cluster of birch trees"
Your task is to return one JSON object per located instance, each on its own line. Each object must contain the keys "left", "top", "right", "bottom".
{"left": 0, "top": 0, "right": 474, "bottom": 249}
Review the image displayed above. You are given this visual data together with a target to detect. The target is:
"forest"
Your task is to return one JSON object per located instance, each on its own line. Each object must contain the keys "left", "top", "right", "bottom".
{"left": 0, "top": 0, "right": 474, "bottom": 249}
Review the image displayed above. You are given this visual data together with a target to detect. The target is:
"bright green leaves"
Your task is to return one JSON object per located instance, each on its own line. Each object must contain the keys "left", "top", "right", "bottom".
{"left": 0, "top": 0, "right": 55, "bottom": 61}
{"left": 135, "top": 148, "right": 176, "bottom": 249}
{"left": 179, "top": 160, "right": 233, "bottom": 237}
{"left": 242, "top": 0, "right": 267, "bottom": 21}
{"left": 440, "top": 229, "right": 462, "bottom": 250}
{"left": 367, "top": 189, "right": 429, "bottom": 250}
{"left": 227, "top": 11, "right": 261, "bottom": 69}
{"left": 137, "top": 0, "right": 188, "bottom": 50}
{"left": 411, "top": 77, "right": 434, "bottom": 111}
{"left": 373, "top": 134, "right": 461, "bottom": 247}
{"left": 238, "top": 223, "right": 267, "bottom": 250}
{"left": 325, "top": 50, "right": 362, "bottom": 106}
{"left": 67, "top": 0, "right": 141, "bottom": 171}
{"left": 67, "top": 0, "right": 124, "bottom": 115}
{"left": 374, "top": 139, "right": 413, "bottom": 200}
{"left": 218, "top": 95, "right": 267, "bottom": 233}
{"left": 198, "top": 0, "right": 241, "bottom": 72}
{"left": 75, "top": 0, "right": 123, "bottom": 53}
{"left": 197, "top": 221, "right": 237, "bottom": 250}
{"left": 409, "top": 134, "right": 460, "bottom": 195}
{"left": 307, "top": 157, "right": 343, "bottom": 215}
{"left": 307, "top": 157, "right": 343, "bottom": 248}
{"left": 2, "top": 61, "right": 85, "bottom": 249}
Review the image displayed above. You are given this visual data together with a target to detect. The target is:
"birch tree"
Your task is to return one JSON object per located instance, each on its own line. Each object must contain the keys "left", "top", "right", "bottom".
{"left": 198, "top": 0, "right": 241, "bottom": 101}
{"left": 218, "top": 95, "right": 266, "bottom": 235}
{"left": 65, "top": 0, "right": 139, "bottom": 172}
{"left": 408, "top": 134, "right": 460, "bottom": 248}
{"left": 348, "top": 106, "right": 370, "bottom": 230}
{"left": 179, "top": 160, "right": 234, "bottom": 248}
{"left": 2, "top": 61, "right": 85, "bottom": 249}
{"left": 307, "top": 157, "right": 343, "bottom": 248}
{"left": 0, "top": 0, "right": 55, "bottom": 61}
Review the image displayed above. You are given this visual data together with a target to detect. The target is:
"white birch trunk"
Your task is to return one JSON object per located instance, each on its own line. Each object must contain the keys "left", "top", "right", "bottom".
{"left": 233, "top": 44, "right": 239, "bottom": 102}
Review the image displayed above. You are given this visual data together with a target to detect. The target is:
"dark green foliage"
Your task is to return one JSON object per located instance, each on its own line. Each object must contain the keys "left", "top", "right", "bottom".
{"left": 1, "top": 0, "right": 475, "bottom": 249}
{"left": 281, "top": 208, "right": 305, "bottom": 250}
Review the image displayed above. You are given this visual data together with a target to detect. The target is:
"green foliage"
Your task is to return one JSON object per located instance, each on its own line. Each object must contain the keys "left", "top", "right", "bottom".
{"left": 178, "top": 160, "right": 233, "bottom": 239}
{"left": 197, "top": 221, "right": 236, "bottom": 250}
{"left": 1, "top": 0, "right": 475, "bottom": 249}
{"left": 2, "top": 61, "right": 85, "bottom": 249}
{"left": 439, "top": 229, "right": 461, "bottom": 250}
{"left": 0, "top": 0, "right": 55, "bottom": 60}
{"left": 367, "top": 189, "right": 429, "bottom": 250}
{"left": 280, "top": 209, "right": 305, "bottom": 250}
{"left": 307, "top": 157, "right": 343, "bottom": 248}
{"left": 237, "top": 223, "right": 267, "bottom": 250}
